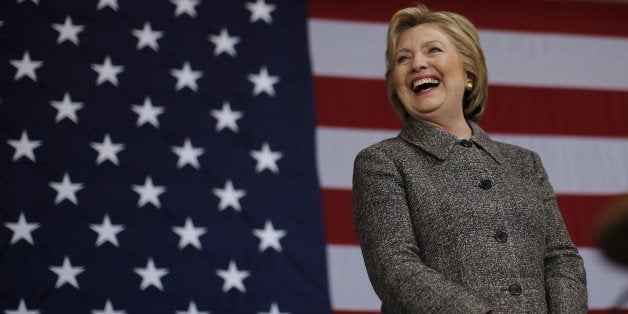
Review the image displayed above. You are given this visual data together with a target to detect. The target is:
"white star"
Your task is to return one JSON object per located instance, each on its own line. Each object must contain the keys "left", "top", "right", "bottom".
{"left": 215, "top": 260, "right": 250, "bottom": 293}
{"left": 90, "top": 133, "right": 125, "bottom": 165}
{"left": 172, "top": 217, "right": 207, "bottom": 250}
{"left": 170, "top": 61, "right": 203, "bottom": 92}
{"left": 244, "top": 0, "right": 276, "bottom": 24}
{"left": 90, "top": 214, "right": 125, "bottom": 247}
{"left": 5, "top": 299, "right": 39, "bottom": 314}
{"left": 176, "top": 301, "right": 208, "bottom": 314}
{"left": 211, "top": 101, "right": 243, "bottom": 133}
{"left": 247, "top": 66, "right": 280, "bottom": 97}
{"left": 9, "top": 51, "right": 43, "bottom": 81}
{"left": 7, "top": 130, "right": 41, "bottom": 162}
{"left": 208, "top": 28, "right": 240, "bottom": 57}
{"left": 131, "top": 96, "right": 165, "bottom": 128}
{"left": 91, "top": 56, "right": 125, "bottom": 86}
{"left": 258, "top": 302, "right": 290, "bottom": 314}
{"left": 170, "top": 0, "right": 201, "bottom": 18}
{"left": 16, "top": 0, "right": 39, "bottom": 5}
{"left": 50, "top": 92, "right": 83, "bottom": 123}
{"left": 49, "top": 173, "right": 84, "bottom": 205}
{"left": 92, "top": 300, "right": 126, "bottom": 314}
{"left": 49, "top": 256, "right": 85, "bottom": 289}
{"left": 252, "top": 220, "right": 286, "bottom": 252}
{"left": 131, "top": 21, "right": 163, "bottom": 51}
{"left": 212, "top": 179, "right": 246, "bottom": 212}
{"left": 52, "top": 16, "right": 84, "bottom": 45}
{"left": 250, "top": 142, "right": 283, "bottom": 174}
{"left": 134, "top": 258, "right": 169, "bottom": 291}
{"left": 96, "top": 0, "right": 119, "bottom": 11}
{"left": 132, "top": 176, "right": 166, "bottom": 209}
{"left": 171, "top": 138, "right": 204, "bottom": 169}
{"left": 4, "top": 213, "right": 40, "bottom": 245}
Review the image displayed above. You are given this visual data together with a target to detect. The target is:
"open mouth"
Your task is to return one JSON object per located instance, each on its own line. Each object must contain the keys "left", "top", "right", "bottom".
{"left": 412, "top": 77, "right": 440, "bottom": 93}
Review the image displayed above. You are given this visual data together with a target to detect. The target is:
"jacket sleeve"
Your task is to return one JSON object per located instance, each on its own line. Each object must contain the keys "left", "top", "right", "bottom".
{"left": 352, "top": 146, "right": 492, "bottom": 313}
{"left": 531, "top": 151, "right": 588, "bottom": 313}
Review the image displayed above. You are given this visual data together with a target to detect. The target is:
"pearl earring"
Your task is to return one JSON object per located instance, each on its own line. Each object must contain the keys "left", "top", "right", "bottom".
{"left": 465, "top": 80, "right": 473, "bottom": 91}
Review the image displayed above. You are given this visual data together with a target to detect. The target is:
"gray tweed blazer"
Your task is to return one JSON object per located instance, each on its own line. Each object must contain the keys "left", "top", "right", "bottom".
{"left": 352, "top": 117, "right": 587, "bottom": 313}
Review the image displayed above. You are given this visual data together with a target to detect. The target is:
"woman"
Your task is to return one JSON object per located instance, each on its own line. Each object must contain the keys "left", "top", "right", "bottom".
{"left": 352, "top": 4, "right": 588, "bottom": 313}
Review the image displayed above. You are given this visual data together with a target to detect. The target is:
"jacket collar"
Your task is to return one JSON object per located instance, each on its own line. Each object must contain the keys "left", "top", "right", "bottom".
{"left": 398, "top": 117, "right": 502, "bottom": 163}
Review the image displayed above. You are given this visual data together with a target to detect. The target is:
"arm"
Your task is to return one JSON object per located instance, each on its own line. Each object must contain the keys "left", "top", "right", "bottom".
{"left": 531, "top": 152, "right": 588, "bottom": 313}
{"left": 352, "top": 147, "right": 492, "bottom": 313}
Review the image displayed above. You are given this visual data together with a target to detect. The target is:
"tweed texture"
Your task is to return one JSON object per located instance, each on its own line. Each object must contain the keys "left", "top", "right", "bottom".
{"left": 352, "top": 117, "right": 587, "bottom": 313}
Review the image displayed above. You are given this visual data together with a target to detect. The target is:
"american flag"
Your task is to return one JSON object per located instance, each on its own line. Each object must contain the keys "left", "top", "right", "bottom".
{"left": 307, "top": 0, "right": 628, "bottom": 313}
{"left": 2, "top": 0, "right": 628, "bottom": 314}
{"left": 1, "top": 0, "right": 329, "bottom": 313}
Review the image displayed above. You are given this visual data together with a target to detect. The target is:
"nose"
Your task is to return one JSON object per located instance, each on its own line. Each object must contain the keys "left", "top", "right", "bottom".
{"left": 411, "top": 53, "right": 428, "bottom": 72}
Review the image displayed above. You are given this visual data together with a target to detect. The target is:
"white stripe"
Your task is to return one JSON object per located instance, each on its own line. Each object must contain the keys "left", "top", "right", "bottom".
{"left": 316, "top": 127, "right": 396, "bottom": 190}
{"left": 308, "top": 19, "right": 628, "bottom": 91}
{"left": 328, "top": 244, "right": 628, "bottom": 311}
{"left": 581, "top": 248, "right": 628, "bottom": 309}
{"left": 316, "top": 127, "right": 628, "bottom": 194}
{"left": 327, "top": 244, "right": 381, "bottom": 311}
{"left": 308, "top": 20, "right": 387, "bottom": 81}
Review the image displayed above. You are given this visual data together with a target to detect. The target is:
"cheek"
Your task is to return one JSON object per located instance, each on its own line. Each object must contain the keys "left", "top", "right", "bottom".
{"left": 392, "top": 68, "right": 406, "bottom": 90}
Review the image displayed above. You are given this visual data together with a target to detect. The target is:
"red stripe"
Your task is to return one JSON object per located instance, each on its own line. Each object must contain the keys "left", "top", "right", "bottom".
{"left": 314, "top": 77, "right": 401, "bottom": 131}
{"left": 334, "top": 310, "right": 628, "bottom": 314}
{"left": 314, "top": 76, "right": 628, "bottom": 137}
{"left": 480, "top": 86, "right": 628, "bottom": 137}
{"left": 308, "top": 0, "right": 628, "bottom": 38}
{"left": 322, "top": 188, "right": 357, "bottom": 245}
{"left": 555, "top": 194, "right": 616, "bottom": 249}
{"left": 323, "top": 188, "right": 621, "bottom": 247}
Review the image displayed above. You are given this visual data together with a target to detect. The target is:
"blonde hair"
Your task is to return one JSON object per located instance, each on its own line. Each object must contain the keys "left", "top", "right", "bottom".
{"left": 385, "top": 4, "right": 488, "bottom": 122}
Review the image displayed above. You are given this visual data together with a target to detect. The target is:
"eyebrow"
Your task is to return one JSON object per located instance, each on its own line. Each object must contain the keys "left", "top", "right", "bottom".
{"left": 395, "top": 40, "right": 445, "bottom": 54}
{"left": 421, "top": 40, "right": 445, "bottom": 47}
{"left": 395, "top": 47, "right": 412, "bottom": 55}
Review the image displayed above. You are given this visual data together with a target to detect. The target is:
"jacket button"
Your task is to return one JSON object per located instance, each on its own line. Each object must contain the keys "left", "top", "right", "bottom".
{"left": 494, "top": 231, "right": 508, "bottom": 243}
{"left": 509, "top": 282, "right": 522, "bottom": 296}
{"left": 459, "top": 139, "right": 473, "bottom": 147}
{"left": 479, "top": 179, "right": 492, "bottom": 190}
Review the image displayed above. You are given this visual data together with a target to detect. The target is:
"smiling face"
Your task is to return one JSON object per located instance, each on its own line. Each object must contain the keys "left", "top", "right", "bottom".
{"left": 393, "top": 23, "right": 468, "bottom": 125}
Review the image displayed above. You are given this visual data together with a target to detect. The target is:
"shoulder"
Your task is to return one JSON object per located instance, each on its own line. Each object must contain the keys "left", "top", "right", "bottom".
{"left": 353, "top": 136, "right": 414, "bottom": 180}
{"left": 470, "top": 120, "right": 542, "bottom": 167}
{"left": 494, "top": 140, "right": 537, "bottom": 159}
{"left": 352, "top": 137, "right": 408, "bottom": 193}
{"left": 354, "top": 137, "right": 413, "bottom": 166}
{"left": 491, "top": 139, "right": 543, "bottom": 174}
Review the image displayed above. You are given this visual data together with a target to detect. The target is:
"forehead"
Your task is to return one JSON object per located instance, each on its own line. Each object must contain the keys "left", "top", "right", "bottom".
{"left": 396, "top": 23, "right": 452, "bottom": 48}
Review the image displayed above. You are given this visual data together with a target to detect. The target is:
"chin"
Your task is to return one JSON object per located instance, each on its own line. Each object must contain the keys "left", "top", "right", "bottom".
{"left": 405, "top": 98, "right": 444, "bottom": 115}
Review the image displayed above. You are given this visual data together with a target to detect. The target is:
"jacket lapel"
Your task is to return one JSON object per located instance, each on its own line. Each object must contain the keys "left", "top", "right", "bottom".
{"left": 398, "top": 117, "right": 457, "bottom": 161}
{"left": 398, "top": 117, "right": 503, "bottom": 164}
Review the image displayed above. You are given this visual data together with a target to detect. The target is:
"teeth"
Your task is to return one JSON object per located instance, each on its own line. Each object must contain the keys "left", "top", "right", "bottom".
{"left": 412, "top": 77, "right": 440, "bottom": 89}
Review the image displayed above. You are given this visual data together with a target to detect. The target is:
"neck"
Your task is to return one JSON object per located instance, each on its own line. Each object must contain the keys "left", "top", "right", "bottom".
{"left": 418, "top": 117, "right": 472, "bottom": 139}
